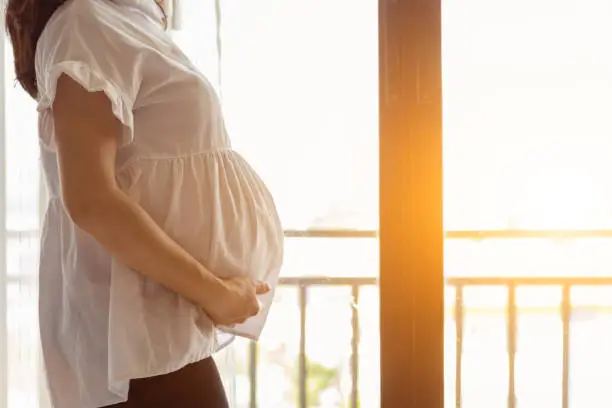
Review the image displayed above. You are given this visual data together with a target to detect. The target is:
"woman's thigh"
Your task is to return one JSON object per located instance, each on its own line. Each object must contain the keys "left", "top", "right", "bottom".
{"left": 107, "top": 357, "right": 229, "bottom": 408}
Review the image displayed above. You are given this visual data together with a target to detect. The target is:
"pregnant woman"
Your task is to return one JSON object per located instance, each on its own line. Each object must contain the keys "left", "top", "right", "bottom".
{"left": 5, "top": 0, "right": 284, "bottom": 407}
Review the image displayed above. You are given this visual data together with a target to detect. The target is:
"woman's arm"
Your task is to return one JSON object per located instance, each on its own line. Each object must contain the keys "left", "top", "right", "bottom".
{"left": 51, "top": 75, "right": 266, "bottom": 321}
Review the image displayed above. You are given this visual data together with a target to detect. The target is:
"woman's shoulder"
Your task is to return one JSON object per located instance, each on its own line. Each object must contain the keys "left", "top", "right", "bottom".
{"left": 40, "top": 0, "right": 115, "bottom": 33}
{"left": 37, "top": 0, "right": 151, "bottom": 47}
{"left": 35, "top": 0, "right": 162, "bottom": 87}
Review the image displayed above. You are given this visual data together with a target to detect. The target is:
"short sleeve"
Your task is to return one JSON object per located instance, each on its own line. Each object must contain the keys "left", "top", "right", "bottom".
{"left": 36, "top": 0, "right": 146, "bottom": 147}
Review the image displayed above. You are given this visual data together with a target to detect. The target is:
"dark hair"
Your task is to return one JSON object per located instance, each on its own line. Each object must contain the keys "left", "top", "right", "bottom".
{"left": 5, "top": 0, "right": 67, "bottom": 98}
{"left": 5, "top": 0, "right": 167, "bottom": 99}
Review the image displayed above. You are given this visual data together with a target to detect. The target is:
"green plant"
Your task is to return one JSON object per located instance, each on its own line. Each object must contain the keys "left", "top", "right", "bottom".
{"left": 291, "top": 356, "right": 339, "bottom": 407}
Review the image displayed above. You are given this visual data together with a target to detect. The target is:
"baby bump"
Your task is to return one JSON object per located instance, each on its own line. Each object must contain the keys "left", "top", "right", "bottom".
{"left": 205, "top": 154, "right": 284, "bottom": 282}
{"left": 116, "top": 151, "right": 284, "bottom": 282}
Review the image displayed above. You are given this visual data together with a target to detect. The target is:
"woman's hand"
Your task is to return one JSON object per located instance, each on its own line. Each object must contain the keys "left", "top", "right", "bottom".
{"left": 203, "top": 276, "right": 270, "bottom": 327}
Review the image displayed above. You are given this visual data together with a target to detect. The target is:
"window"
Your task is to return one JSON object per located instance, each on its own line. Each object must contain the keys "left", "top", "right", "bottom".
{"left": 443, "top": 0, "right": 612, "bottom": 406}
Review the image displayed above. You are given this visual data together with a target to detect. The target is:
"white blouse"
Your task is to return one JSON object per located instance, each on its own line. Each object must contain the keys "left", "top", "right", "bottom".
{"left": 35, "top": 0, "right": 284, "bottom": 407}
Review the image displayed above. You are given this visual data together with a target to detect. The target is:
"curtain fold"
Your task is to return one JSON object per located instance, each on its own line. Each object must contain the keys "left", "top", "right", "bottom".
{"left": 161, "top": 0, "right": 183, "bottom": 30}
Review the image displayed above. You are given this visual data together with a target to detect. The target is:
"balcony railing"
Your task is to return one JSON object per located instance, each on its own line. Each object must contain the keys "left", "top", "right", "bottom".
{"left": 268, "top": 276, "right": 378, "bottom": 408}
{"left": 247, "top": 275, "right": 612, "bottom": 408}
{"left": 448, "top": 276, "right": 612, "bottom": 408}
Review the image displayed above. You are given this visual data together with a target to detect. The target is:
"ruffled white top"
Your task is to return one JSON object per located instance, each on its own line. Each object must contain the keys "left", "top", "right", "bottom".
{"left": 35, "top": 0, "right": 284, "bottom": 407}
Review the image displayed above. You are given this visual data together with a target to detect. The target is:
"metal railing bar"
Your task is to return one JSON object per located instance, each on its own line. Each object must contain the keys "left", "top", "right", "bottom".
{"left": 455, "top": 285, "right": 463, "bottom": 408}
{"left": 561, "top": 284, "right": 571, "bottom": 408}
{"left": 281, "top": 276, "right": 612, "bottom": 287}
{"left": 298, "top": 285, "right": 308, "bottom": 408}
{"left": 350, "top": 285, "right": 360, "bottom": 408}
{"left": 249, "top": 341, "right": 257, "bottom": 408}
{"left": 446, "top": 277, "right": 612, "bottom": 286}
{"left": 507, "top": 284, "right": 517, "bottom": 408}
{"left": 279, "top": 277, "right": 377, "bottom": 286}
{"left": 446, "top": 229, "right": 612, "bottom": 239}
{"left": 284, "top": 230, "right": 377, "bottom": 238}
{"left": 285, "top": 229, "right": 612, "bottom": 239}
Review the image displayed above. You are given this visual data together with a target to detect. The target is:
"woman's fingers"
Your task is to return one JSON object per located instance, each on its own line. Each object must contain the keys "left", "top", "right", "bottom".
{"left": 254, "top": 281, "right": 270, "bottom": 295}
{"left": 207, "top": 277, "right": 268, "bottom": 326}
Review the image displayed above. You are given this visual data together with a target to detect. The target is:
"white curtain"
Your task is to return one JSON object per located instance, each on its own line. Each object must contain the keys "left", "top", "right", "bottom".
{"left": 2, "top": 23, "right": 50, "bottom": 408}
